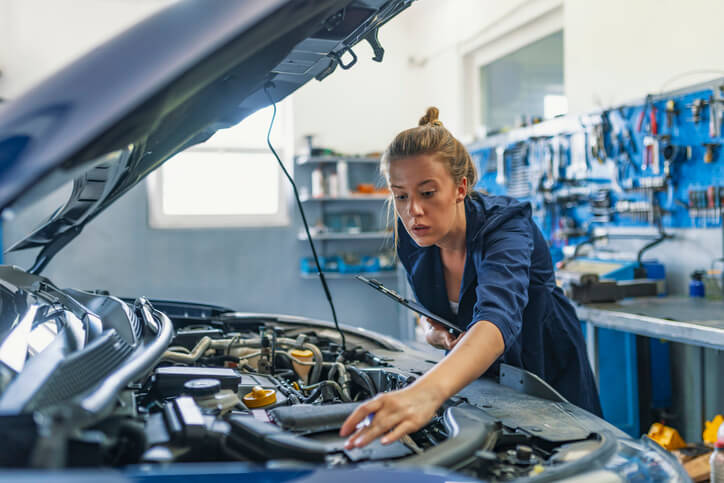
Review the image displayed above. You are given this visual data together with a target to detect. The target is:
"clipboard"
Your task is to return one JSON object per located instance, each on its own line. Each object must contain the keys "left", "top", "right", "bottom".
{"left": 355, "top": 275, "right": 463, "bottom": 335}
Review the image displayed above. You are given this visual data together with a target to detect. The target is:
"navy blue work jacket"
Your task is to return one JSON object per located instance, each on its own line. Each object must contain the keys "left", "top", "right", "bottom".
{"left": 397, "top": 192, "right": 602, "bottom": 416}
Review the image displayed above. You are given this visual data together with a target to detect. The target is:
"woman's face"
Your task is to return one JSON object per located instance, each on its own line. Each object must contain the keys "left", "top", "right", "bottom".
{"left": 388, "top": 154, "right": 466, "bottom": 247}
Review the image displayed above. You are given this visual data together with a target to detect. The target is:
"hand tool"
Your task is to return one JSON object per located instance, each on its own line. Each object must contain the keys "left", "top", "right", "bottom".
{"left": 665, "top": 99, "right": 678, "bottom": 129}
{"left": 710, "top": 94, "right": 723, "bottom": 138}
{"left": 704, "top": 143, "right": 719, "bottom": 163}
{"left": 708, "top": 186, "right": 716, "bottom": 223}
{"left": 689, "top": 98, "right": 706, "bottom": 123}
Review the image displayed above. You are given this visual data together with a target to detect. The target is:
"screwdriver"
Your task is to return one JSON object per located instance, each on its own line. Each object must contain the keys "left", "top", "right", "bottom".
{"left": 708, "top": 186, "right": 716, "bottom": 223}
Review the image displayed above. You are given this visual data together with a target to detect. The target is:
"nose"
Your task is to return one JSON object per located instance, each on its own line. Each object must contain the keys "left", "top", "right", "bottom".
{"left": 408, "top": 195, "right": 424, "bottom": 217}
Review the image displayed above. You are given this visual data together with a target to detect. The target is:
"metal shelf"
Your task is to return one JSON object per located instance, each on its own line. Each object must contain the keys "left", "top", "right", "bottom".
{"left": 300, "top": 271, "right": 396, "bottom": 280}
{"left": 295, "top": 155, "right": 380, "bottom": 165}
{"left": 297, "top": 231, "right": 391, "bottom": 241}
{"left": 300, "top": 194, "right": 388, "bottom": 202}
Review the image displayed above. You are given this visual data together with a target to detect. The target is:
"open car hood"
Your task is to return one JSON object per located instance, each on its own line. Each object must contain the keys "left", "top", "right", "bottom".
{"left": 0, "top": 0, "right": 412, "bottom": 273}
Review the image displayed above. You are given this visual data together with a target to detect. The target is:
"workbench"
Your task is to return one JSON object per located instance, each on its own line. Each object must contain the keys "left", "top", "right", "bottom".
{"left": 576, "top": 296, "right": 724, "bottom": 441}
{"left": 576, "top": 296, "right": 724, "bottom": 352}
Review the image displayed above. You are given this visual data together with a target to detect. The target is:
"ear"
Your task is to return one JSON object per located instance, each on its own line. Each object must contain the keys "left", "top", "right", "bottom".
{"left": 456, "top": 177, "right": 467, "bottom": 202}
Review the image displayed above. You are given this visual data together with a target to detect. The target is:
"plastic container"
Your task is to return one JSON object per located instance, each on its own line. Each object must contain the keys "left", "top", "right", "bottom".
{"left": 711, "top": 423, "right": 724, "bottom": 482}
{"left": 360, "top": 255, "right": 381, "bottom": 273}
{"left": 328, "top": 171, "right": 339, "bottom": 198}
{"left": 337, "top": 160, "right": 350, "bottom": 196}
{"left": 689, "top": 270, "right": 706, "bottom": 298}
{"left": 339, "top": 255, "right": 363, "bottom": 274}
{"left": 311, "top": 167, "right": 324, "bottom": 198}
{"left": 300, "top": 256, "right": 340, "bottom": 274}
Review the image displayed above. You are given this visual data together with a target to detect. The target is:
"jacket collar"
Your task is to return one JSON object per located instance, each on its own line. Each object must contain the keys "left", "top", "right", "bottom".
{"left": 459, "top": 194, "right": 486, "bottom": 303}
{"left": 398, "top": 194, "right": 488, "bottom": 320}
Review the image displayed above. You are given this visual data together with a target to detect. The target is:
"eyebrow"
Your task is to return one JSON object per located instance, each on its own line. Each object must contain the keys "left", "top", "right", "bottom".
{"left": 390, "top": 179, "right": 436, "bottom": 189}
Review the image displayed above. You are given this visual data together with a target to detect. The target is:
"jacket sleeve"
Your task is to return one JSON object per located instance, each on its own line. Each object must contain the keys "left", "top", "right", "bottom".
{"left": 467, "top": 214, "right": 533, "bottom": 351}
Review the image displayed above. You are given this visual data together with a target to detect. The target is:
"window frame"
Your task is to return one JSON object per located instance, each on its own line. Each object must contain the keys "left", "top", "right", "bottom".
{"left": 460, "top": 1, "right": 564, "bottom": 138}
{"left": 146, "top": 101, "right": 293, "bottom": 229}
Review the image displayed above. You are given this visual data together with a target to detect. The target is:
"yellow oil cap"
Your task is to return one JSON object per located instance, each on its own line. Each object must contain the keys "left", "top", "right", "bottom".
{"left": 242, "top": 385, "right": 277, "bottom": 408}
{"left": 290, "top": 349, "right": 313, "bottom": 360}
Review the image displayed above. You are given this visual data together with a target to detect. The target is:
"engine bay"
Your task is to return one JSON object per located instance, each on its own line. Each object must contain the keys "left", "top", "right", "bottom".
{"left": 16, "top": 299, "right": 609, "bottom": 482}
{"left": 0, "top": 263, "right": 686, "bottom": 481}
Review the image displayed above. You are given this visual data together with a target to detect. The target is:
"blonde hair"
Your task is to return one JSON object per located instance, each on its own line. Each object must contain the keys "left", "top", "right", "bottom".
{"left": 380, "top": 107, "right": 478, "bottom": 250}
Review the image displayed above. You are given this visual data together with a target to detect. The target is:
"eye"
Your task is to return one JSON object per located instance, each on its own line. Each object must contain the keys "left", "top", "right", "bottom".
{"left": 394, "top": 193, "right": 408, "bottom": 201}
{"left": 421, "top": 190, "right": 435, "bottom": 198}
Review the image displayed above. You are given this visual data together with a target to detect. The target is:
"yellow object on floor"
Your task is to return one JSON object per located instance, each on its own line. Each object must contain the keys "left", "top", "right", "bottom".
{"left": 703, "top": 414, "right": 724, "bottom": 445}
{"left": 648, "top": 422, "right": 687, "bottom": 451}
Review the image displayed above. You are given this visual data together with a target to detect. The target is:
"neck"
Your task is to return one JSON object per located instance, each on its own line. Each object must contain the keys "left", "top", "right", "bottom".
{"left": 436, "top": 200, "right": 467, "bottom": 254}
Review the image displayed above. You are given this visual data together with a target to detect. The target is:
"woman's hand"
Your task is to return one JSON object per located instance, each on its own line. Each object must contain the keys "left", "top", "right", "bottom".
{"left": 340, "top": 320, "right": 504, "bottom": 450}
{"left": 422, "top": 316, "right": 464, "bottom": 350}
{"left": 339, "top": 384, "right": 443, "bottom": 449}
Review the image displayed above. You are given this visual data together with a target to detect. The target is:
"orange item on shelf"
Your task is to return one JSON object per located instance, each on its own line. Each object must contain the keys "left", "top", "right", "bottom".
{"left": 355, "top": 183, "right": 375, "bottom": 194}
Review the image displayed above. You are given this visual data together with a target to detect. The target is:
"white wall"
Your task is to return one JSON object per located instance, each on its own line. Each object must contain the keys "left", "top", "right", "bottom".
{"left": 564, "top": 0, "right": 724, "bottom": 113}
{"left": 375, "top": 0, "right": 724, "bottom": 132}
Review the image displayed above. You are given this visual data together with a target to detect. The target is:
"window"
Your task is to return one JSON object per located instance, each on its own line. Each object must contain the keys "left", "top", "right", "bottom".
{"left": 147, "top": 100, "right": 292, "bottom": 228}
{"left": 479, "top": 31, "right": 564, "bottom": 133}
{"left": 460, "top": 2, "right": 564, "bottom": 139}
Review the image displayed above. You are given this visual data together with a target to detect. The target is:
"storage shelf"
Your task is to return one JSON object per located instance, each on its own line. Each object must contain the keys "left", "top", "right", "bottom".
{"left": 295, "top": 155, "right": 380, "bottom": 165}
{"left": 297, "top": 231, "right": 391, "bottom": 241}
{"left": 300, "top": 271, "right": 396, "bottom": 280}
{"left": 300, "top": 194, "right": 388, "bottom": 202}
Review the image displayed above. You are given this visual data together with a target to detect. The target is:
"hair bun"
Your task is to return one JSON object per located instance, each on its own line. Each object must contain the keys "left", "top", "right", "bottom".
{"left": 418, "top": 106, "right": 443, "bottom": 127}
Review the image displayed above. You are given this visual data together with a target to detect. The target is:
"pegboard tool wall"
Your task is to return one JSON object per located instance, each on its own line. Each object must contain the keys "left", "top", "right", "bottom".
{"left": 468, "top": 78, "right": 724, "bottom": 252}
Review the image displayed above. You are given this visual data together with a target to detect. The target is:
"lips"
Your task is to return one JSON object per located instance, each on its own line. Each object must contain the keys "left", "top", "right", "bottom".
{"left": 412, "top": 224, "right": 431, "bottom": 235}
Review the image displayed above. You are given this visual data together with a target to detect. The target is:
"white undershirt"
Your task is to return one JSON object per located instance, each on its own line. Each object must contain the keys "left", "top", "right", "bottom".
{"left": 449, "top": 300, "right": 459, "bottom": 315}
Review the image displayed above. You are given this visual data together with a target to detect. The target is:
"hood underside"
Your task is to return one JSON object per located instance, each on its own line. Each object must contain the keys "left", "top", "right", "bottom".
{"left": 0, "top": 0, "right": 413, "bottom": 272}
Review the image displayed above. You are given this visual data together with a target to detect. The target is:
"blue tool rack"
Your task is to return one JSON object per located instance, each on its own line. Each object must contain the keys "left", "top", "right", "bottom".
{"left": 466, "top": 78, "right": 724, "bottom": 437}
{"left": 468, "top": 78, "right": 724, "bottom": 244}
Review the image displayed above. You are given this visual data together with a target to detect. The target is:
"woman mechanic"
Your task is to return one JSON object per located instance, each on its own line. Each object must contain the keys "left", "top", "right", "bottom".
{"left": 340, "top": 107, "right": 602, "bottom": 449}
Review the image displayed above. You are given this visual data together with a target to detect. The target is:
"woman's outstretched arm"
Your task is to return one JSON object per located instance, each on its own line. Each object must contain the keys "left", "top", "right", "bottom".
{"left": 339, "top": 319, "right": 504, "bottom": 448}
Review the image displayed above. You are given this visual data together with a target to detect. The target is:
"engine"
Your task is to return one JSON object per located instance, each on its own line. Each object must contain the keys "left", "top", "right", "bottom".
{"left": 34, "top": 305, "right": 604, "bottom": 482}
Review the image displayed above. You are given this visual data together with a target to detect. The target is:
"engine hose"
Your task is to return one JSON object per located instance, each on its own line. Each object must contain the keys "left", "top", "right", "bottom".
{"left": 326, "top": 362, "right": 351, "bottom": 401}
{"left": 238, "top": 351, "right": 262, "bottom": 361}
{"left": 347, "top": 366, "right": 377, "bottom": 397}
{"left": 268, "top": 375, "right": 302, "bottom": 404}
{"left": 299, "top": 380, "right": 350, "bottom": 403}
{"left": 210, "top": 337, "right": 261, "bottom": 350}
{"left": 302, "top": 385, "right": 323, "bottom": 403}
{"left": 161, "top": 336, "right": 212, "bottom": 363}
{"left": 186, "top": 335, "right": 323, "bottom": 384}
{"left": 324, "top": 380, "right": 351, "bottom": 402}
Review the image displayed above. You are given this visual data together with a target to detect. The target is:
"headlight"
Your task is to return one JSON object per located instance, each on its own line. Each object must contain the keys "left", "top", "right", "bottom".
{"left": 603, "top": 435, "right": 689, "bottom": 481}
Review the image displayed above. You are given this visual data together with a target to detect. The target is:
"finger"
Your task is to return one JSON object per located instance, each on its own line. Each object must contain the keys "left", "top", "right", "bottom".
{"left": 339, "top": 398, "right": 382, "bottom": 437}
{"left": 442, "top": 332, "right": 456, "bottom": 350}
{"left": 380, "top": 421, "right": 417, "bottom": 445}
{"left": 347, "top": 412, "right": 400, "bottom": 448}
{"left": 425, "top": 332, "right": 445, "bottom": 349}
